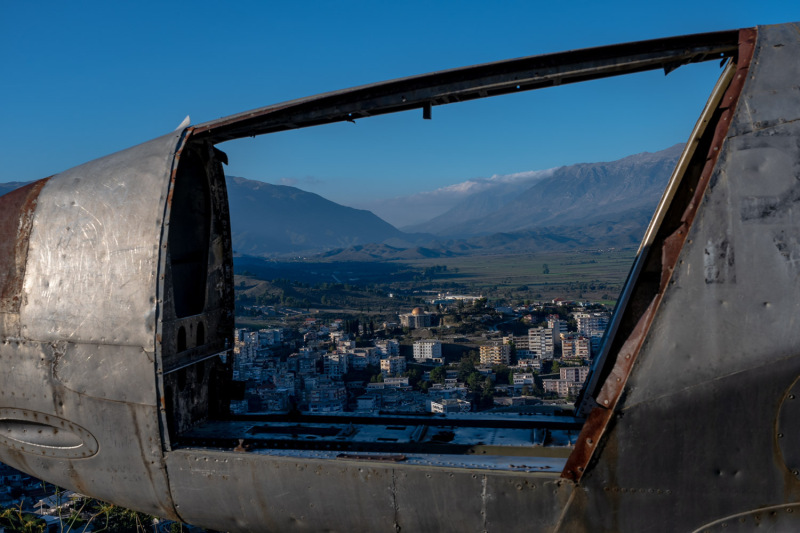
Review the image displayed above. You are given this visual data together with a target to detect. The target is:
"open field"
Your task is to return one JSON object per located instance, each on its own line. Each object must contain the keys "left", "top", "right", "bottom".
{"left": 232, "top": 248, "right": 636, "bottom": 328}
{"left": 398, "top": 248, "right": 637, "bottom": 301}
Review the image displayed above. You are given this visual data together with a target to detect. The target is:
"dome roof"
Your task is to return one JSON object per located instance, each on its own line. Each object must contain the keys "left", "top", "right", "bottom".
{"left": 412, "top": 307, "right": 424, "bottom": 316}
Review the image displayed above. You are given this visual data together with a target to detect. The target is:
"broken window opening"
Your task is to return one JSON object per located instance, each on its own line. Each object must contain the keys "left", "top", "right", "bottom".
{"left": 169, "top": 149, "right": 211, "bottom": 319}
{"left": 162, "top": 31, "right": 746, "bottom": 471}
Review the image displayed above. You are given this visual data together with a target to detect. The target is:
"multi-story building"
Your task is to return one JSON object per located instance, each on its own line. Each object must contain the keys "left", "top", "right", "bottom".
{"left": 503, "top": 334, "right": 532, "bottom": 357}
{"left": 574, "top": 312, "right": 609, "bottom": 335}
{"left": 560, "top": 366, "right": 590, "bottom": 382}
{"left": 547, "top": 315, "right": 567, "bottom": 346}
{"left": 542, "top": 366, "right": 591, "bottom": 397}
{"left": 375, "top": 339, "right": 400, "bottom": 357}
{"left": 381, "top": 356, "right": 407, "bottom": 376}
{"left": 515, "top": 357, "right": 541, "bottom": 371}
{"left": 529, "top": 327, "right": 555, "bottom": 359}
{"left": 384, "top": 376, "right": 410, "bottom": 388}
{"left": 561, "top": 334, "right": 591, "bottom": 359}
{"left": 323, "top": 353, "right": 347, "bottom": 379}
{"left": 479, "top": 342, "right": 511, "bottom": 366}
{"left": 574, "top": 311, "right": 610, "bottom": 352}
{"left": 306, "top": 383, "right": 347, "bottom": 413}
{"left": 258, "top": 328, "right": 283, "bottom": 346}
{"left": 542, "top": 379, "right": 581, "bottom": 397}
{"left": 413, "top": 340, "right": 442, "bottom": 360}
{"left": 513, "top": 372, "right": 535, "bottom": 386}
{"left": 430, "top": 398, "right": 471, "bottom": 414}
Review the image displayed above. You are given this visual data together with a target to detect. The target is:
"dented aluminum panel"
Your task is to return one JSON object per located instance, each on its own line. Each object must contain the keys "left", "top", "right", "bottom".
{"left": 165, "top": 449, "right": 572, "bottom": 532}
{"left": 19, "top": 133, "right": 179, "bottom": 348}
{"left": 0, "top": 131, "right": 236, "bottom": 519}
{"left": 561, "top": 23, "right": 800, "bottom": 532}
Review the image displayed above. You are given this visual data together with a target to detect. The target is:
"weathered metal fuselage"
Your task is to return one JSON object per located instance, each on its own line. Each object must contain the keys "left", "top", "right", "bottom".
{"left": 1, "top": 22, "right": 800, "bottom": 532}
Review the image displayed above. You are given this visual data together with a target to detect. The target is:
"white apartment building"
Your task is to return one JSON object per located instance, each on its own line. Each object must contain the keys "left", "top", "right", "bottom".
{"left": 560, "top": 366, "right": 590, "bottom": 382}
{"left": 575, "top": 312, "right": 610, "bottom": 336}
{"left": 574, "top": 312, "right": 610, "bottom": 353}
{"left": 547, "top": 315, "right": 567, "bottom": 346}
{"left": 430, "top": 398, "right": 471, "bottom": 414}
{"left": 513, "top": 373, "right": 535, "bottom": 386}
{"left": 529, "top": 327, "right": 555, "bottom": 359}
{"left": 543, "top": 379, "right": 582, "bottom": 397}
{"left": 543, "top": 366, "right": 591, "bottom": 397}
{"left": 258, "top": 328, "right": 283, "bottom": 346}
{"left": 384, "top": 376, "right": 410, "bottom": 388}
{"left": 413, "top": 340, "right": 442, "bottom": 360}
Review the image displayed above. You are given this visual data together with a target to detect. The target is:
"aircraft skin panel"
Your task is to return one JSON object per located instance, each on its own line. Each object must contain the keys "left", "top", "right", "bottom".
{"left": 0, "top": 178, "right": 49, "bottom": 337}
{"left": 164, "top": 449, "right": 571, "bottom": 532}
{"left": 17, "top": 131, "right": 182, "bottom": 349}
{"left": 0, "top": 341, "right": 179, "bottom": 519}
{"left": 0, "top": 132, "right": 186, "bottom": 519}
{"left": 558, "top": 23, "right": 800, "bottom": 531}
{"left": 729, "top": 23, "right": 800, "bottom": 136}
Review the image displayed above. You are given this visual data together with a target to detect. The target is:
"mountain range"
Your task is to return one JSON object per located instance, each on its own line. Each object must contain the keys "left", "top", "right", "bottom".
{"left": 0, "top": 145, "right": 683, "bottom": 259}
{"left": 225, "top": 144, "right": 682, "bottom": 258}
{"left": 400, "top": 144, "right": 682, "bottom": 236}
{"left": 226, "top": 177, "right": 410, "bottom": 256}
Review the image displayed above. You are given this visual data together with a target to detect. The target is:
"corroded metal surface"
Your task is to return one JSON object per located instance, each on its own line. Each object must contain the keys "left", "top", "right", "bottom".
{"left": 19, "top": 133, "right": 181, "bottom": 348}
{"left": 777, "top": 377, "right": 800, "bottom": 482}
{"left": 194, "top": 31, "right": 739, "bottom": 143}
{"left": 692, "top": 503, "right": 800, "bottom": 532}
{"left": 165, "top": 449, "right": 572, "bottom": 532}
{"left": 560, "top": 23, "right": 800, "bottom": 531}
{"left": 0, "top": 178, "right": 49, "bottom": 336}
{"left": 0, "top": 133, "right": 188, "bottom": 519}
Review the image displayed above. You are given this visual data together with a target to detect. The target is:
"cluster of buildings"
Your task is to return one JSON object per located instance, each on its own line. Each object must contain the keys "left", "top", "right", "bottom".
{"left": 230, "top": 301, "right": 611, "bottom": 415}
{"left": 501, "top": 312, "right": 610, "bottom": 364}
{"left": 542, "top": 366, "right": 591, "bottom": 397}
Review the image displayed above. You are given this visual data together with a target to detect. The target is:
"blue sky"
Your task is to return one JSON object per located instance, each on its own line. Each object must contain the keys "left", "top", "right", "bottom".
{"left": 1, "top": 1, "right": 796, "bottom": 206}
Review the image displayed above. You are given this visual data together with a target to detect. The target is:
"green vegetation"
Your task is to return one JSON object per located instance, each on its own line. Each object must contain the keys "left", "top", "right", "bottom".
{"left": 233, "top": 249, "right": 632, "bottom": 329}
{"left": 401, "top": 249, "right": 634, "bottom": 301}
{"left": 0, "top": 493, "right": 214, "bottom": 533}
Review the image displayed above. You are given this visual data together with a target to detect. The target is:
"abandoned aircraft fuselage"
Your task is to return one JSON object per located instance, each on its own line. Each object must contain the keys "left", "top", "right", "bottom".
{"left": 1, "top": 23, "right": 800, "bottom": 532}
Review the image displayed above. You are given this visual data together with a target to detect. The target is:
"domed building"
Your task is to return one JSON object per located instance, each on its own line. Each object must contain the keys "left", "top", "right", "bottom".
{"left": 400, "top": 307, "right": 433, "bottom": 329}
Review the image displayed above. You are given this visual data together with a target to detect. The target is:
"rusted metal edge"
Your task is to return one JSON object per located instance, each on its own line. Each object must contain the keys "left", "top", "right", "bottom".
{"left": 151, "top": 127, "right": 198, "bottom": 524}
{"left": 561, "top": 28, "right": 756, "bottom": 484}
{"left": 336, "top": 453, "right": 408, "bottom": 462}
{"left": 562, "top": 406, "right": 614, "bottom": 482}
{"left": 0, "top": 178, "right": 50, "bottom": 317}
{"left": 577, "top": 59, "right": 739, "bottom": 416}
{"left": 193, "top": 30, "right": 740, "bottom": 144}
{"left": 153, "top": 127, "right": 195, "bottom": 458}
